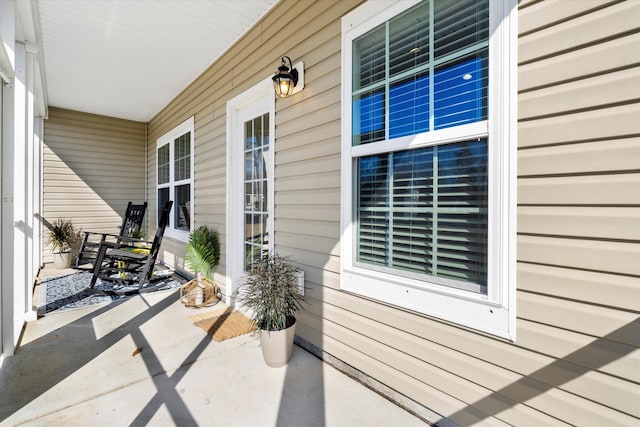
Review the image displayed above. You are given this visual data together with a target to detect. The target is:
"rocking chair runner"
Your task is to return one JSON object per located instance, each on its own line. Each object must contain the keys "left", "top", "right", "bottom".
{"left": 89, "top": 200, "right": 173, "bottom": 294}
{"left": 75, "top": 202, "right": 147, "bottom": 269}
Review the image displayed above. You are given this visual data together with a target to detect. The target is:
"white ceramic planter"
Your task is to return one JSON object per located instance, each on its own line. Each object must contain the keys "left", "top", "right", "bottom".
{"left": 52, "top": 251, "right": 72, "bottom": 269}
{"left": 259, "top": 319, "right": 296, "bottom": 368}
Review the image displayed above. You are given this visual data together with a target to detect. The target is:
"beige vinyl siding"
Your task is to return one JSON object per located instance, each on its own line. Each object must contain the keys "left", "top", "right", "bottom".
{"left": 144, "top": 0, "right": 639, "bottom": 425}
{"left": 514, "top": 0, "right": 640, "bottom": 425}
{"left": 146, "top": 0, "right": 357, "bottom": 286}
{"left": 43, "top": 107, "right": 146, "bottom": 264}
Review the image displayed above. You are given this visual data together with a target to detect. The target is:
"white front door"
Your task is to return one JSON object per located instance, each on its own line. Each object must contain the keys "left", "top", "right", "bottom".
{"left": 226, "top": 79, "right": 274, "bottom": 306}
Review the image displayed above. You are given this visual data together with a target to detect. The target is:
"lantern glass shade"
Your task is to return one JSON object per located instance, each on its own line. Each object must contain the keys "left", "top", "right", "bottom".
{"left": 274, "top": 75, "right": 294, "bottom": 97}
{"left": 272, "top": 57, "right": 298, "bottom": 98}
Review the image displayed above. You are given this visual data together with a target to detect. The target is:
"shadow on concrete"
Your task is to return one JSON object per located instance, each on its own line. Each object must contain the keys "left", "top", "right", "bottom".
{"left": 0, "top": 290, "right": 205, "bottom": 425}
{"left": 129, "top": 306, "right": 235, "bottom": 426}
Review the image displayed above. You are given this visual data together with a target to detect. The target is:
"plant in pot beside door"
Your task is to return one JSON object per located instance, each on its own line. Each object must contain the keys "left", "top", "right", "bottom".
{"left": 239, "top": 254, "right": 304, "bottom": 367}
{"left": 183, "top": 225, "right": 221, "bottom": 307}
{"left": 47, "top": 217, "right": 81, "bottom": 269}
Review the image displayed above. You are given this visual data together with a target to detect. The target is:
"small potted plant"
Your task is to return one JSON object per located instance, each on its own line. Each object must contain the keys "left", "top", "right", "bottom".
{"left": 185, "top": 225, "right": 220, "bottom": 281}
{"left": 47, "top": 217, "right": 81, "bottom": 269}
{"left": 239, "top": 254, "right": 304, "bottom": 367}
{"left": 183, "top": 225, "right": 220, "bottom": 306}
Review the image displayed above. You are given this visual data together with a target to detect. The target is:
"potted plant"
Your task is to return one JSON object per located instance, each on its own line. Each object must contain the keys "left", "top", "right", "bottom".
{"left": 239, "top": 254, "right": 304, "bottom": 367}
{"left": 185, "top": 225, "right": 220, "bottom": 281}
{"left": 47, "top": 217, "right": 81, "bottom": 269}
{"left": 183, "top": 225, "right": 221, "bottom": 306}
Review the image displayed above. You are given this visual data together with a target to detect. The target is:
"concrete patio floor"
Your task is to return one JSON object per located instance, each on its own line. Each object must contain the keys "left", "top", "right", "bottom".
{"left": 0, "top": 267, "right": 429, "bottom": 426}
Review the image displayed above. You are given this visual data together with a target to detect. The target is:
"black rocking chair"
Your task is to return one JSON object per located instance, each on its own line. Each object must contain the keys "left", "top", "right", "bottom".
{"left": 75, "top": 201, "right": 147, "bottom": 270}
{"left": 88, "top": 201, "right": 173, "bottom": 295}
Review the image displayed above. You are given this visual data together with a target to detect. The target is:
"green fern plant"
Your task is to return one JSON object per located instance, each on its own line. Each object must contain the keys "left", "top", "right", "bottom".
{"left": 185, "top": 225, "right": 220, "bottom": 281}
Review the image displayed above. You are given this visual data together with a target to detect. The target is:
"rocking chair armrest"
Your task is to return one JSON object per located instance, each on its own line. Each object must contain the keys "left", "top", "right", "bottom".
{"left": 111, "top": 235, "right": 153, "bottom": 251}
{"left": 115, "top": 235, "right": 152, "bottom": 245}
{"left": 92, "top": 234, "right": 149, "bottom": 245}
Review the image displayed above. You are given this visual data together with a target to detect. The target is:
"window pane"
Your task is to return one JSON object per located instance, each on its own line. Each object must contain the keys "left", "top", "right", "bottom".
{"left": 391, "top": 149, "right": 435, "bottom": 275}
{"left": 245, "top": 213, "right": 260, "bottom": 242}
{"left": 358, "top": 154, "right": 389, "bottom": 209}
{"left": 175, "top": 184, "right": 190, "bottom": 231}
{"left": 253, "top": 116, "right": 263, "bottom": 147}
{"left": 389, "top": 72, "right": 429, "bottom": 139}
{"left": 434, "top": 0, "right": 489, "bottom": 60}
{"left": 393, "top": 148, "right": 433, "bottom": 209}
{"left": 434, "top": 52, "right": 487, "bottom": 130}
{"left": 174, "top": 132, "right": 191, "bottom": 181}
{"left": 353, "top": 24, "right": 385, "bottom": 90}
{"left": 436, "top": 141, "right": 487, "bottom": 286}
{"left": 353, "top": 88, "right": 385, "bottom": 145}
{"left": 389, "top": 1, "right": 429, "bottom": 77}
{"left": 244, "top": 151, "right": 254, "bottom": 181}
{"left": 157, "top": 188, "right": 169, "bottom": 222}
{"left": 263, "top": 114, "right": 269, "bottom": 149}
{"left": 245, "top": 242, "right": 261, "bottom": 269}
{"left": 356, "top": 140, "right": 488, "bottom": 292}
{"left": 245, "top": 120, "right": 254, "bottom": 150}
{"left": 357, "top": 154, "right": 389, "bottom": 265}
{"left": 392, "top": 210, "right": 433, "bottom": 274}
{"left": 157, "top": 145, "right": 170, "bottom": 184}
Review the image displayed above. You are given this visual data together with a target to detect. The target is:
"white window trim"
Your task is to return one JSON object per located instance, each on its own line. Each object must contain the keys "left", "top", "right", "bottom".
{"left": 156, "top": 116, "right": 194, "bottom": 242}
{"left": 340, "top": 0, "right": 518, "bottom": 340}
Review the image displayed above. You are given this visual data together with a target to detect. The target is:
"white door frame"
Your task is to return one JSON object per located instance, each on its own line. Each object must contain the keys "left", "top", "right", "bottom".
{"left": 225, "top": 78, "right": 275, "bottom": 306}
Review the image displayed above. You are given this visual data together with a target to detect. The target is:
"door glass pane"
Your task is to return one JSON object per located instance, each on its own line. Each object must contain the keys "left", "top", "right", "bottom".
{"left": 244, "top": 113, "right": 270, "bottom": 270}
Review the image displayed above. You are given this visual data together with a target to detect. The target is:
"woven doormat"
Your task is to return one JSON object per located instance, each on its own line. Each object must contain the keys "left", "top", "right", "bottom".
{"left": 189, "top": 307, "right": 257, "bottom": 342}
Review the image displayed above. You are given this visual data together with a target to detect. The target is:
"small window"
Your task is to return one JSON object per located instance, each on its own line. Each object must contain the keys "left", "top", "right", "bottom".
{"left": 156, "top": 117, "right": 194, "bottom": 241}
{"left": 341, "top": 0, "right": 517, "bottom": 339}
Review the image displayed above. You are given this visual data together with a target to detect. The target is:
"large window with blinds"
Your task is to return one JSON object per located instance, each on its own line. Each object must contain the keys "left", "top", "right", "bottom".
{"left": 341, "top": 0, "right": 517, "bottom": 339}
{"left": 156, "top": 117, "right": 194, "bottom": 241}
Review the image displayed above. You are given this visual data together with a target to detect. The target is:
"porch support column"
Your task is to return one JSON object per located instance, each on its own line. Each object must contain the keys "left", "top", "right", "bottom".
{"left": 0, "top": 0, "right": 16, "bottom": 359}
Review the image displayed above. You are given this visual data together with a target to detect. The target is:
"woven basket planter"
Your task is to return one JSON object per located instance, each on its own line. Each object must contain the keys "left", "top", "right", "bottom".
{"left": 180, "top": 277, "right": 218, "bottom": 308}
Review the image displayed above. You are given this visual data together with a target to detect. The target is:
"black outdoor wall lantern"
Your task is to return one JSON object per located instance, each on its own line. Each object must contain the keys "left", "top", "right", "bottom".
{"left": 272, "top": 56, "right": 302, "bottom": 98}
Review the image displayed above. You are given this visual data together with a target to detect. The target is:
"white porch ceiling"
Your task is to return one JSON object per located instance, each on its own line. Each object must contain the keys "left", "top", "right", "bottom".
{"left": 36, "top": 0, "right": 279, "bottom": 122}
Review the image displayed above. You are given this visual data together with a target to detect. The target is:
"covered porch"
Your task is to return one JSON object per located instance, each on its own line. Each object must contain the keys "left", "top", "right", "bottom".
{"left": 1, "top": 267, "right": 427, "bottom": 426}
{"left": 1, "top": 0, "right": 430, "bottom": 424}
